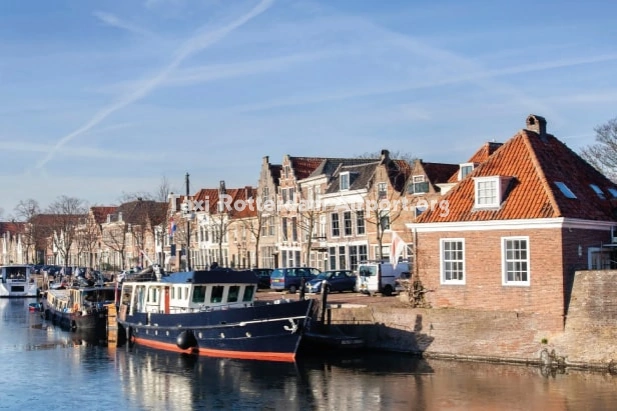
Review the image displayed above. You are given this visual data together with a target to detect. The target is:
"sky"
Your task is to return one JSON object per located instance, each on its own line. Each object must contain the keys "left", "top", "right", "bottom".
{"left": 1, "top": 0, "right": 617, "bottom": 218}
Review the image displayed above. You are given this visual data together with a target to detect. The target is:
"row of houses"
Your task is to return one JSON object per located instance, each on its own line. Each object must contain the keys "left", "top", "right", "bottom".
{"left": 2, "top": 114, "right": 616, "bottom": 324}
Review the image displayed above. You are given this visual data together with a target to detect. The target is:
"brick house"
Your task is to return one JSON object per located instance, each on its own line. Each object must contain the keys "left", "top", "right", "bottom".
{"left": 408, "top": 115, "right": 617, "bottom": 331}
{"left": 256, "top": 156, "right": 282, "bottom": 268}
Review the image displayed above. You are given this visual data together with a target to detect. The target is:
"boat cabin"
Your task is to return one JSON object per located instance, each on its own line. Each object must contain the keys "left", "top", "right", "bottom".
{"left": 0, "top": 264, "right": 36, "bottom": 297}
{"left": 120, "top": 270, "right": 259, "bottom": 315}
{"left": 45, "top": 289, "right": 71, "bottom": 313}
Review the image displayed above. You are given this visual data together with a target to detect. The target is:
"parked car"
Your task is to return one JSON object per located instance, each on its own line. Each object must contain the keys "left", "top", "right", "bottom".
{"left": 270, "top": 267, "right": 321, "bottom": 293}
{"left": 253, "top": 268, "right": 274, "bottom": 289}
{"left": 306, "top": 270, "right": 357, "bottom": 294}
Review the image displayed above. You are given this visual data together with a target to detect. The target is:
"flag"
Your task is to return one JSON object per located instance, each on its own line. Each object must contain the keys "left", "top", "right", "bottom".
{"left": 390, "top": 231, "right": 406, "bottom": 268}
{"left": 169, "top": 217, "right": 177, "bottom": 237}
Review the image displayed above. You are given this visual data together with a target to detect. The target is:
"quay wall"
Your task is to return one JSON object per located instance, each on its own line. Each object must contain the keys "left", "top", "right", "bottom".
{"left": 327, "top": 270, "right": 617, "bottom": 370}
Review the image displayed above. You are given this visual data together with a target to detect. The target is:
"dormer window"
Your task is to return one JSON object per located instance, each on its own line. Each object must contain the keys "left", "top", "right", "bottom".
{"left": 408, "top": 175, "right": 429, "bottom": 194}
{"left": 458, "top": 163, "right": 474, "bottom": 180}
{"left": 474, "top": 176, "right": 511, "bottom": 209}
{"left": 340, "top": 172, "right": 350, "bottom": 191}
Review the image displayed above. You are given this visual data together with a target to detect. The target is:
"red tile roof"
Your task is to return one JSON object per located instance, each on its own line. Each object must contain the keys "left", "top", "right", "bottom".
{"left": 289, "top": 157, "right": 325, "bottom": 180}
{"left": 90, "top": 206, "right": 117, "bottom": 224}
{"left": 417, "top": 128, "right": 617, "bottom": 223}
{"left": 0, "top": 222, "right": 26, "bottom": 234}
{"left": 447, "top": 142, "right": 503, "bottom": 183}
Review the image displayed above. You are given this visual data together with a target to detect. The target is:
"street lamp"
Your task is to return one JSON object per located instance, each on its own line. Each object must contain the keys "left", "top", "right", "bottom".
{"left": 185, "top": 172, "right": 192, "bottom": 272}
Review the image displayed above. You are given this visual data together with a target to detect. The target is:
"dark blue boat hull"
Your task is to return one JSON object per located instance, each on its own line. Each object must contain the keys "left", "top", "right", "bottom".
{"left": 118, "top": 299, "right": 314, "bottom": 362}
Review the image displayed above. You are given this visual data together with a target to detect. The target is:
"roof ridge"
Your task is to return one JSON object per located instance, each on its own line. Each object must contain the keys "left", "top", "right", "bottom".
{"left": 520, "top": 130, "right": 562, "bottom": 217}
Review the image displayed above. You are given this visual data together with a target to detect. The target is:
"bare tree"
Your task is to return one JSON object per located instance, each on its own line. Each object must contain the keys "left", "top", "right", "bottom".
{"left": 75, "top": 217, "right": 101, "bottom": 269}
{"left": 357, "top": 150, "right": 416, "bottom": 165}
{"left": 155, "top": 176, "right": 174, "bottom": 202}
{"left": 237, "top": 211, "right": 265, "bottom": 269}
{"left": 14, "top": 199, "right": 41, "bottom": 263}
{"left": 364, "top": 161, "right": 411, "bottom": 261}
{"left": 46, "top": 196, "right": 88, "bottom": 270}
{"left": 580, "top": 117, "right": 617, "bottom": 182}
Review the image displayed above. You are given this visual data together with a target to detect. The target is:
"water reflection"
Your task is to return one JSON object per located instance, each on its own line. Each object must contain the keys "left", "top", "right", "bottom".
{"left": 2, "top": 298, "right": 617, "bottom": 410}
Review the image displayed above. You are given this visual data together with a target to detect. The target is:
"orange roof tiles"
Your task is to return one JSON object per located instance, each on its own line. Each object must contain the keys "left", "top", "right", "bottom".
{"left": 417, "top": 129, "right": 617, "bottom": 223}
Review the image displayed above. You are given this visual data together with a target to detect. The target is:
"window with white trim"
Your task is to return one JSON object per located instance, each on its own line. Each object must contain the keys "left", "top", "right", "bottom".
{"left": 331, "top": 213, "right": 340, "bottom": 237}
{"left": 440, "top": 239, "right": 465, "bottom": 284}
{"left": 340, "top": 172, "right": 350, "bottom": 191}
{"left": 408, "top": 175, "right": 429, "bottom": 194}
{"left": 459, "top": 163, "right": 474, "bottom": 180}
{"left": 502, "top": 237, "right": 530, "bottom": 285}
{"left": 475, "top": 177, "right": 499, "bottom": 207}
{"left": 377, "top": 182, "right": 387, "bottom": 199}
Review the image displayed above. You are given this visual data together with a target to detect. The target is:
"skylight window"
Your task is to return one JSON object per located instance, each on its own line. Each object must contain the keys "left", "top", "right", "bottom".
{"left": 590, "top": 184, "right": 606, "bottom": 199}
{"left": 555, "top": 182, "right": 577, "bottom": 199}
{"left": 608, "top": 188, "right": 617, "bottom": 199}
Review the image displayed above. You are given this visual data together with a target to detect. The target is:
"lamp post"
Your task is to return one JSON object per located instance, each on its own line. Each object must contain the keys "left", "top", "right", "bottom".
{"left": 185, "top": 172, "right": 192, "bottom": 272}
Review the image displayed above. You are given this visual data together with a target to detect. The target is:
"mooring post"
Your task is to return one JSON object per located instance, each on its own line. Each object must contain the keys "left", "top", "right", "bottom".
{"left": 319, "top": 280, "right": 328, "bottom": 325}
{"left": 299, "top": 277, "right": 306, "bottom": 300}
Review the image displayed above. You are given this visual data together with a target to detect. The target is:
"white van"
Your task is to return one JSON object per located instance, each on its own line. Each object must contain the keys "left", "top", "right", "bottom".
{"left": 357, "top": 262, "right": 411, "bottom": 296}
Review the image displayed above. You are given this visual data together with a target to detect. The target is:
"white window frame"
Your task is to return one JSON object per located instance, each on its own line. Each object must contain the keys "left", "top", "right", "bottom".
{"left": 458, "top": 163, "right": 474, "bottom": 180}
{"left": 474, "top": 176, "right": 500, "bottom": 208}
{"left": 440, "top": 238, "right": 465, "bottom": 285}
{"left": 501, "top": 236, "right": 530, "bottom": 286}
{"left": 340, "top": 172, "right": 350, "bottom": 191}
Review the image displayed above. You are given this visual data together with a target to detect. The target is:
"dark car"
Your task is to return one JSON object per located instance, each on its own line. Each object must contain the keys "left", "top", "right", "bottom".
{"left": 253, "top": 268, "right": 274, "bottom": 289}
{"left": 270, "top": 267, "right": 321, "bottom": 293}
{"left": 306, "top": 270, "right": 357, "bottom": 294}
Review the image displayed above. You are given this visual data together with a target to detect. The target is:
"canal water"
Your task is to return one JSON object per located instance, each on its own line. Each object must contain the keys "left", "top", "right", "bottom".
{"left": 2, "top": 298, "right": 617, "bottom": 411}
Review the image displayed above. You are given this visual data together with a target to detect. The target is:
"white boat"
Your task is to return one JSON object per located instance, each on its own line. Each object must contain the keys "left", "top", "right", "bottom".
{"left": 0, "top": 264, "right": 38, "bottom": 298}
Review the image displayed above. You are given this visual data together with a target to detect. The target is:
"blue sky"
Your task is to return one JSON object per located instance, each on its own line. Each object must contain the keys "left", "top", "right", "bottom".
{"left": 1, "top": 0, "right": 617, "bottom": 216}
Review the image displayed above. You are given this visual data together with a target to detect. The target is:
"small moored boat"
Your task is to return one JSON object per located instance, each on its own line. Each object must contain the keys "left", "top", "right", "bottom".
{"left": 41, "top": 285, "right": 116, "bottom": 330}
{"left": 0, "top": 264, "right": 38, "bottom": 298}
{"left": 117, "top": 267, "right": 314, "bottom": 362}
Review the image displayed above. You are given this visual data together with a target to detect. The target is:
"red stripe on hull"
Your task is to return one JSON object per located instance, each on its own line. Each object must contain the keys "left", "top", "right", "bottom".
{"left": 133, "top": 337, "right": 296, "bottom": 362}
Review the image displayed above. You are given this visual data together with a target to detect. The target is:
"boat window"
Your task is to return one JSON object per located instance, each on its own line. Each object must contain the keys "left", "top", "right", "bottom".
{"left": 6, "top": 267, "right": 26, "bottom": 281}
{"left": 192, "top": 286, "right": 207, "bottom": 303}
{"left": 171, "top": 287, "right": 175, "bottom": 299}
{"left": 210, "top": 286, "right": 224, "bottom": 303}
{"left": 136, "top": 286, "right": 146, "bottom": 311}
{"left": 184, "top": 287, "right": 188, "bottom": 300}
{"left": 149, "top": 287, "right": 159, "bottom": 303}
{"left": 242, "top": 285, "right": 255, "bottom": 302}
{"left": 121, "top": 285, "right": 133, "bottom": 305}
{"left": 227, "top": 286, "right": 240, "bottom": 303}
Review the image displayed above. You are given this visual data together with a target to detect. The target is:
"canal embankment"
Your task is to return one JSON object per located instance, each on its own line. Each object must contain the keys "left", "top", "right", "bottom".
{"left": 320, "top": 270, "right": 617, "bottom": 372}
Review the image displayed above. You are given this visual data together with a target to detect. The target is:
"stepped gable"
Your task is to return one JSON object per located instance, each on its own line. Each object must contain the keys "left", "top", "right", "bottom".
{"left": 417, "top": 114, "right": 617, "bottom": 223}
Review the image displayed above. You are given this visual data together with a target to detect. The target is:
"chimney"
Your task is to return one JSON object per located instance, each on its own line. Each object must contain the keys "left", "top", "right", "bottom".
{"left": 525, "top": 114, "right": 547, "bottom": 138}
{"left": 380, "top": 149, "right": 390, "bottom": 163}
{"left": 219, "top": 180, "right": 226, "bottom": 195}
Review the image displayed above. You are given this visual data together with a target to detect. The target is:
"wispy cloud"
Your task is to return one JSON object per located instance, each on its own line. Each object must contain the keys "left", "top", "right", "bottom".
{"left": 93, "top": 11, "right": 155, "bottom": 38}
{"left": 35, "top": 0, "right": 275, "bottom": 171}
{"left": 0, "top": 139, "right": 161, "bottom": 161}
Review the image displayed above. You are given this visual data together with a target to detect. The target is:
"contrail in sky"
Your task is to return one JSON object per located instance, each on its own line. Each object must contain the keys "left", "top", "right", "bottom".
{"left": 35, "top": 0, "right": 275, "bottom": 170}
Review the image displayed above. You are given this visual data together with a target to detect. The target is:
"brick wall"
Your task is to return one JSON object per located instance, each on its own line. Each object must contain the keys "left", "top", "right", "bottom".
{"left": 416, "top": 228, "right": 566, "bottom": 324}
{"left": 328, "top": 269, "right": 617, "bottom": 368}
